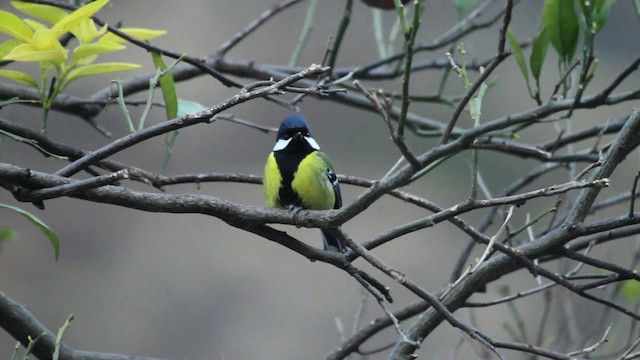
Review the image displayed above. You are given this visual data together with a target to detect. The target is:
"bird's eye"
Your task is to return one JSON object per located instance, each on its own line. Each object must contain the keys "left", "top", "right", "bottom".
{"left": 304, "top": 131, "right": 310, "bottom": 136}
{"left": 283, "top": 135, "right": 290, "bottom": 140}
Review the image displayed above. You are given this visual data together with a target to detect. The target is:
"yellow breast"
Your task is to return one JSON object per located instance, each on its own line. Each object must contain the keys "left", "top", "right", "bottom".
{"left": 263, "top": 152, "right": 282, "bottom": 208}
{"left": 291, "top": 152, "right": 335, "bottom": 210}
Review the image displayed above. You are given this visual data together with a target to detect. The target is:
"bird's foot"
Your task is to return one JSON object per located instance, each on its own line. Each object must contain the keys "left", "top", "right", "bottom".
{"left": 288, "top": 205, "right": 303, "bottom": 218}
{"left": 288, "top": 205, "right": 304, "bottom": 227}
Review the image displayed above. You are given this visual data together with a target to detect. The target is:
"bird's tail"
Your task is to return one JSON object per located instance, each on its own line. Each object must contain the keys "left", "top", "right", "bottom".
{"left": 321, "top": 229, "right": 344, "bottom": 252}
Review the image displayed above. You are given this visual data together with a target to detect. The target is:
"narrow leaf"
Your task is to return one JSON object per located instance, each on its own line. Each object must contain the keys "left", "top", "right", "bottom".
{"left": 65, "top": 62, "right": 141, "bottom": 83}
{"left": 0, "top": 9, "right": 34, "bottom": 42}
{"left": 0, "top": 69, "right": 38, "bottom": 87}
{"left": 507, "top": 29, "right": 530, "bottom": 92}
{"left": 52, "top": 0, "right": 109, "bottom": 34}
{"left": 543, "top": 0, "right": 579, "bottom": 63}
{"left": 0, "top": 203, "right": 60, "bottom": 259}
{"left": 72, "top": 41, "right": 124, "bottom": 61}
{"left": 100, "top": 27, "right": 167, "bottom": 44}
{"left": 0, "top": 39, "right": 23, "bottom": 59}
{"left": 530, "top": 28, "right": 550, "bottom": 82}
{"left": 11, "top": 1, "right": 69, "bottom": 24}
{"left": 23, "top": 19, "right": 49, "bottom": 32}
{"left": 72, "top": 19, "right": 107, "bottom": 44}
{"left": 3, "top": 43, "right": 65, "bottom": 63}
{"left": 593, "top": 0, "right": 615, "bottom": 32}
{"left": 151, "top": 52, "right": 178, "bottom": 120}
{"left": 152, "top": 52, "right": 179, "bottom": 174}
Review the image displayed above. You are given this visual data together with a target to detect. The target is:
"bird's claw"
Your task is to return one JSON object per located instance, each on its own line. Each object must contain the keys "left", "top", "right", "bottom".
{"left": 288, "top": 205, "right": 304, "bottom": 228}
{"left": 288, "top": 205, "right": 303, "bottom": 219}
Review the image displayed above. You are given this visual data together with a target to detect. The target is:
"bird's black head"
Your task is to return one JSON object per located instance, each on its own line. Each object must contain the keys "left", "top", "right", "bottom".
{"left": 273, "top": 114, "right": 320, "bottom": 153}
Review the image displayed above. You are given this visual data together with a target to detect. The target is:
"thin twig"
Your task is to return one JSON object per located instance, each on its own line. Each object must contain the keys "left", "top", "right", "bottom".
{"left": 440, "top": 0, "right": 514, "bottom": 144}
{"left": 216, "top": 0, "right": 305, "bottom": 56}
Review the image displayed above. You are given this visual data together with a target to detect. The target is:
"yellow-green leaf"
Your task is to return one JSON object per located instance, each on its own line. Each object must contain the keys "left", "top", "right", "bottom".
{"left": 100, "top": 28, "right": 167, "bottom": 44}
{"left": 11, "top": 1, "right": 69, "bottom": 24}
{"left": 30, "top": 29, "right": 61, "bottom": 51}
{"left": 0, "top": 69, "right": 38, "bottom": 87}
{"left": 3, "top": 43, "right": 65, "bottom": 63}
{"left": 72, "top": 41, "right": 124, "bottom": 61}
{"left": 0, "top": 39, "right": 23, "bottom": 59}
{"left": 77, "top": 54, "right": 98, "bottom": 66}
{"left": 620, "top": 277, "right": 640, "bottom": 304}
{"left": 23, "top": 18, "right": 49, "bottom": 32}
{"left": 0, "top": 202, "right": 60, "bottom": 260}
{"left": 65, "top": 62, "right": 141, "bottom": 83}
{"left": 52, "top": 0, "right": 109, "bottom": 34}
{"left": 71, "top": 18, "right": 107, "bottom": 44}
{"left": 0, "top": 9, "right": 34, "bottom": 42}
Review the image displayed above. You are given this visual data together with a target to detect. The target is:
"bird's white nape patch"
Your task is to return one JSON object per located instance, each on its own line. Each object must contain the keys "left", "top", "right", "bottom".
{"left": 305, "top": 136, "right": 321, "bottom": 150}
{"left": 273, "top": 138, "right": 292, "bottom": 151}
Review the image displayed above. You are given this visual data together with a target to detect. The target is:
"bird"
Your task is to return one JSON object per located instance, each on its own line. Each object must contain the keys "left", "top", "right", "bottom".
{"left": 263, "top": 114, "right": 344, "bottom": 252}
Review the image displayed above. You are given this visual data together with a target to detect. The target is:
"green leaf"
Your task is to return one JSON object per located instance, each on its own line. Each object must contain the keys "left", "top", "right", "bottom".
{"left": 152, "top": 52, "right": 180, "bottom": 174}
{"left": 530, "top": 28, "right": 550, "bottom": 82}
{"left": 151, "top": 52, "right": 178, "bottom": 120}
{"left": 454, "top": 0, "right": 478, "bottom": 16}
{"left": 65, "top": 62, "right": 141, "bottom": 83}
{"left": 71, "top": 41, "right": 124, "bottom": 62}
{"left": 543, "top": 0, "right": 579, "bottom": 63}
{"left": 0, "top": 69, "right": 38, "bottom": 87}
{"left": 52, "top": 0, "right": 109, "bottom": 34}
{"left": 593, "top": 0, "right": 615, "bottom": 32}
{"left": 11, "top": 1, "right": 69, "bottom": 24}
{"left": 0, "top": 9, "right": 34, "bottom": 42}
{"left": 100, "top": 27, "right": 167, "bottom": 44}
{"left": 620, "top": 277, "right": 640, "bottom": 304}
{"left": 577, "top": 0, "right": 615, "bottom": 32}
{"left": 507, "top": 29, "right": 530, "bottom": 93}
{"left": 0, "top": 203, "right": 59, "bottom": 259}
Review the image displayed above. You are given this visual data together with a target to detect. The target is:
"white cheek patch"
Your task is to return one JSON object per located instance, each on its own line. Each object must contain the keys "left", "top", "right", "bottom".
{"left": 273, "top": 138, "right": 292, "bottom": 151}
{"left": 305, "top": 136, "right": 321, "bottom": 150}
